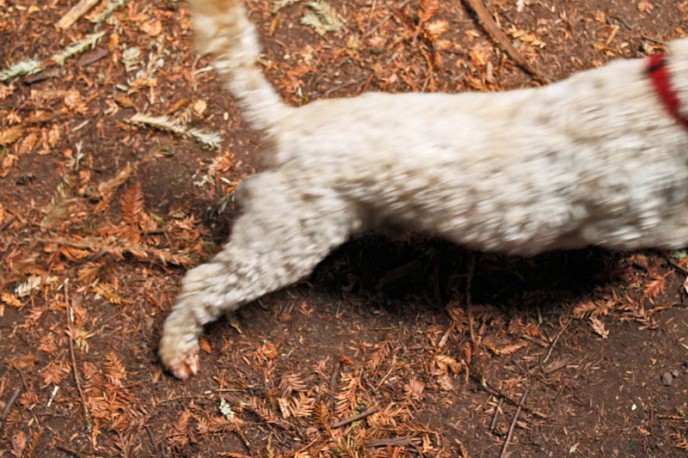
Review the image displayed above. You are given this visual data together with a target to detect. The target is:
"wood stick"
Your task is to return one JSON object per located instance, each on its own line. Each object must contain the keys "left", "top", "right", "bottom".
{"left": 500, "top": 388, "right": 529, "bottom": 458}
{"left": 65, "top": 280, "right": 93, "bottom": 432}
{"left": 542, "top": 318, "right": 570, "bottom": 364}
{"left": 367, "top": 436, "right": 418, "bottom": 448}
{"left": 333, "top": 406, "right": 381, "bottom": 428}
{"left": 463, "top": 0, "right": 551, "bottom": 83}
{"left": 475, "top": 375, "right": 547, "bottom": 419}
{"left": 58, "top": 0, "right": 101, "bottom": 30}
{"left": 0, "top": 388, "right": 21, "bottom": 430}
{"left": 489, "top": 397, "right": 504, "bottom": 432}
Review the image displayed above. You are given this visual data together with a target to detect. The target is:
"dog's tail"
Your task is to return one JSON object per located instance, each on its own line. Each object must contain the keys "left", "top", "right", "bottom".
{"left": 190, "top": 0, "right": 289, "bottom": 130}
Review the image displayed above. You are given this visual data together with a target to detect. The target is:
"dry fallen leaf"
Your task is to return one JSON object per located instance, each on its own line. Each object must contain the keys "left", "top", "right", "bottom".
{"left": 589, "top": 316, "right": 609, "bottom": 339}
{"left": 140, "top": 19, "right": 162, "bottom": 37}
{"left": 638, "top": 1, "right": 654, "bottom": 13}
{"left": 0, "top": 126, "right": 23, "bottom": 145}
{"left": 0, "top": 152, "right": 17, "bottom": 177}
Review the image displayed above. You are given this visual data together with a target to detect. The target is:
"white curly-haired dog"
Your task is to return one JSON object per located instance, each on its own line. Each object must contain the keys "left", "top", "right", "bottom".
{"left": 159, "top": 0, "right": 688, "bottom": 379}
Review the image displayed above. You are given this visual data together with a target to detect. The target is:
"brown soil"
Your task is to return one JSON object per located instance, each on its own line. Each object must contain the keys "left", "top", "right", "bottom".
{"left": 1, "top": 0, "right": 687, "bottom": 456}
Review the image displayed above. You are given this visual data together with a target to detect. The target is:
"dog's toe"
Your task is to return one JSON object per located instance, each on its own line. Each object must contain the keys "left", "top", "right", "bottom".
{"left": 169, "top": 350, "right": 200, "bottom": 381}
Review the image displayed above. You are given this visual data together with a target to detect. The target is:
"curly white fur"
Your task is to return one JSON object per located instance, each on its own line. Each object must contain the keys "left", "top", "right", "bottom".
{"left": 159, "top": 0, "right": 688, "bottom": 379}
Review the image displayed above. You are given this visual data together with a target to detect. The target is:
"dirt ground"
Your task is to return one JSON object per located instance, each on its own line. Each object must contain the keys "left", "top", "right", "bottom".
{"left": 1, "top": 0, "right": 688, "bottom": 456}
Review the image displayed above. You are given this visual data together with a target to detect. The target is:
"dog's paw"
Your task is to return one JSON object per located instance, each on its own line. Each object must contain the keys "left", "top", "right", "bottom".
{"left": 159, "top": 334, "right": 201, "bottom": 381}
{"left": 169, "top": 350, "right": 200, "bottom": 381}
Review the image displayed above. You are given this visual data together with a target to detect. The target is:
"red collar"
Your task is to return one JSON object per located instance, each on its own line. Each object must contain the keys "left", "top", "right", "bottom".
{"left": 646, "top": 53, "right": 688, "bottom": 129}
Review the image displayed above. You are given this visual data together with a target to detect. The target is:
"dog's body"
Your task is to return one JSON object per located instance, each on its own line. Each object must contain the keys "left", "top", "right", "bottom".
{"left": 159, "top": 0, "right": 688, "bottom": 379}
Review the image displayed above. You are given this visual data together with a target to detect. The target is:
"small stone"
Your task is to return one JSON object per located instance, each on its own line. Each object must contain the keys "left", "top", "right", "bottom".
{"left": 661, "top": 372, "right": 673, "bottom": 386}
{"left": 671, "top": 369, "right": 680, "bottom": 378}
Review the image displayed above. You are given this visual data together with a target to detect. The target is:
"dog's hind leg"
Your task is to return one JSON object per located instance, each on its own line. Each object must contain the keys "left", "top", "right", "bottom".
{"left": 159, "top": 174, "right": 361, "bottom": 379}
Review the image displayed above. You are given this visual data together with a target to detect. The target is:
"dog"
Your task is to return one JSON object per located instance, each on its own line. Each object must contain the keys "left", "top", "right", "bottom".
{"left": 159, "top": 0, "right": 688, "bottom": 380}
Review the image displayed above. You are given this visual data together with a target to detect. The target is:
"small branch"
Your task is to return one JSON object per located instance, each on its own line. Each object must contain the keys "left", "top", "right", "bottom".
{"left": 333, "top": 406, "right": 381, "bottom": 428}
{"left": 57, "top": 0, "right": 101, "bottom": 30}
{"left": 489, "top": 397, "right": 504, "bottom": 432}
{"left": 500, "top": 388, "right": 529, "bottom": 458}
{"left": 362, "top": 0, "right": 412, "bottom": 38}
{"left": 55, "top": 445, "right": 90, "bottom": 458}
{"left": 0, "top": 388, "right": 21, "bottom": 430}
{"left": 65, "top": 280, "right": 93, "bottom": 433}
{"left": 474, "top": 375, "right": 547, "bottom": 419}
{"left": 466, "top": 255, "right": 477, "bottom": 343}
{"left": 311, "top": 76, "right": 369, "bottom": 100}
{"left": 146, "top": 425, "right": 169, "bottom": 458}
{"left": 664, "top": 256, "right": 688, "bottom": 275}
{"left": 367, "top": 436, "right": 419, "bottom": 448}
{"left": 462, "top": 0, "right": 551, "bottom": 83}
{"left": 0, "top": 215, "right": 17, "bottom": 233}
{"left": 233, "top": 427, "right": 252, "bottom": 453}
{"left": 542, "top": 318, "right": 570, "bottom": 364}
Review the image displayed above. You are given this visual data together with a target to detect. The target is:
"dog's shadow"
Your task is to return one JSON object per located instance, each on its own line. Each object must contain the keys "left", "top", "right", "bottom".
{"left": 310, "top": 235, "right": 621, "bottom": 315}
{"left": 206, "top": 209, "right": 620, "bottom": 318}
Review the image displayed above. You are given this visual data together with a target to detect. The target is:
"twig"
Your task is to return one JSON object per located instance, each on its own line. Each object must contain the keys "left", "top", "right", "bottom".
{"left": 145, "top": 426, "right": 167, "bottom": 458}
{"left": 500, "top": 388, "right": 529, "bottom": 458}
{"left": 474, "top": 375, "right": 547, "bottom": 419}
{"left": 489, "top": 397, "right": 504, "bottom": 432}
{"left": 462, "top": 0, "right": 551, "bottom": 83}
{"left": 233, "top": 429, "right": 252, "bottom": 452}
{"left": 0, "top": 215, "right": 17, "bottom": 233}
{"left": 542, "top": 318, "right": 570, "bottom": 364}
{"left": 57, "top": 0, "right": 101, "bottom": 29}
{"left": 65, "top": 280, "right": 93, "bottom": 432}
{"left": 311, "top": 76, "right": 369, "bottom": 100}
{"left": 362, "top": 0, "right": 412, "bottom": 38}
{"left": 664, "top": 256, "right": 688, "bottom": 275}
{"left": 367, "top": 436, "right": 419, "bottom": 448}
{"left": 55, "top": 445, "right": 90, "bottom": 458}
{"left": 0, "top": 388, "right": 21, "bottom": 430}
{"left": 642, "top": 35, "right": 667, "bottom": 46}
{"left": 333, "top": 406, "right": 381, "bottom": 428}
{"left": 608, "top": 15, "right": 633, "bottom": 31}
{"left": 466, "top": 255, "right": 477, "bottom": 343}
{"left": 328, "top": 359, "right": 340, "bottom": 405}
